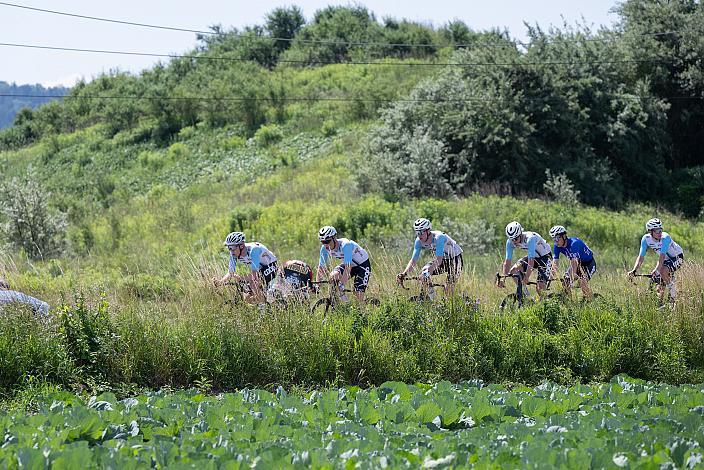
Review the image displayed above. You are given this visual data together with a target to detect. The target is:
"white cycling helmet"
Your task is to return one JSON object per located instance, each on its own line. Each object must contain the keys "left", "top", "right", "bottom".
{"left": 224, "top": 231, "right": 245, "bottom": 246}
{"left": 318, "top": 225, "right": 337, "bottom": 241}
{"left": 645, "top": 218, "right": 663, "bottom": 231}
{"left": 549, "top": 225, "right": 567, "bottom": 239}
{"left": 413, "top": 218, "right": 432, "bottom": 232}
{"left": 505, "top": 221, "right": 523, "bottom": 240}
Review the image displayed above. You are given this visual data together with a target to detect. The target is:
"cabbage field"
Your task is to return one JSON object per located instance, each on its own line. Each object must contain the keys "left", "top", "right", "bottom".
{"left": 2, "top": 376, "right": 703, "bottom": 468}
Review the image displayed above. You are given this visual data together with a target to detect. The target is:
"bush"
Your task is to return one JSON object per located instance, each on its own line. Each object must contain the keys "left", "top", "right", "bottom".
{"left": 254, "top": 124, "right": 284, "bottom": 147}
{"left": 440, "top": 218, "right": 496, "bottom": 255}
{"left": 0, "top": 171, "right": 67, "bottom": 259}
{"left": 138, "top": 151, "right": 165, "bottom": 171}
{"left": 167, "top": 142, "right": 190, "bottom": 160}
{"left": 543, "top": 170, "right": 580, "bottom": 205}
{"left": 0, "top": 305, "right": 73, "bottom": 392}
{"left": 57, "top": 294, "right": 118, "bottom": 379}
{"left": 229, "top": 204, "right": 263, "bottom": 232}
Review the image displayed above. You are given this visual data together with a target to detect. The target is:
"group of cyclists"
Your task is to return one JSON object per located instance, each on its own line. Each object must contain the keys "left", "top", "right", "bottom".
{"left": 212, "top": 216, "right": 685, "bottom": 307}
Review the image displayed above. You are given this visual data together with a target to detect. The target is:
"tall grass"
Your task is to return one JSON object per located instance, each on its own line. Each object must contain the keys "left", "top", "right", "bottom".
{"left": 2, "top": 257, "right": 702, "bottom": 397}
{"left": 2, "top": 125, "right": 703, "bottom": 397}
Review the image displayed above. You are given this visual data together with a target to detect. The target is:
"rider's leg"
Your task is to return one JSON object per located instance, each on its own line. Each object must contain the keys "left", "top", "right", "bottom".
{"left": 658, "top": 264, "right": 676, "bottom": 304}
{"left": 353, "top": 264, "right": 370, "bottom": 302}
{"left": 244, "top": 278, "right": 266, "bottom": 304}
{"left": 536, "top": 258, "right": 552, "bottom": 298}
{"left": 420, "top": 262, "right": 436, "bottom": 300}
{"left": 578, "top": 277, "right": 593, "bottom": 300}
{"left": 508, "top": 264, "right": 525, "bottom": 303}
{"left": 329, "top": 267, "right": 349, "bottom": 302}
{"left": 444, "top": 255, "right": 462, "bottom": 296}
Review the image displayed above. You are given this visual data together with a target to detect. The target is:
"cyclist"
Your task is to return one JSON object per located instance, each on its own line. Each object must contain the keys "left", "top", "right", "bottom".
{"left": 396, "top": 218, "right": 463, "bottom": 300}
{"left": 497, "top": 221, "right": 552, "bottom": 298}
{"left": 213, "top": 231, "right": 278, "bottom": 304}
{"left": 317, "top": 226, "right": 371, "bottom": 302}
{"left": 628, "top": 218, "right": 684, "bottom": 305}
{"left": 549, "top": 225, "right": 596, "bottom": 300}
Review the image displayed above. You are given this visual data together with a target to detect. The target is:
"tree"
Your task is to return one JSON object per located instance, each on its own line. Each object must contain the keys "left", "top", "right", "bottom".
{"left": 265, "top": 6, "right": 306, "bottom": 53}
{"left": 615, "top": 0, "right": 704, "bottom": 170}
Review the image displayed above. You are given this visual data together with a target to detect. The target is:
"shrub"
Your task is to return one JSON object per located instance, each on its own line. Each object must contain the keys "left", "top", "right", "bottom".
{"left": 229, "top": 204, "right": 263, "bottom": 232}
{"left": 138, "top": 150, "right": 165, "bottom": 171}
{"left": 543, "top": 170, "right": 580, "bottom": 205}
{"left": 57, "top": 294, "right": 118, "bottom": 379}
{"left": 254, "top": 124, "right": 284, "bottom": 147}
{"left": 440, "top": 218, "right": 496, "bottom": 255}
{"left": 167, "top": 142, "right": 190, "bottom": 160}
{"left": 321, "top": 120, "right": 337, "bottom": 137}
{"left": 0, "top": 305, "right": 73, "bottom": 391}
{"left": 0, "top": 171, "right": 67, "bottom": 260}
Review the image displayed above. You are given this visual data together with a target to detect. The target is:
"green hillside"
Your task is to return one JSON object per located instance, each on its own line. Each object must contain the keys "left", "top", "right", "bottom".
{"left": 1, "top": 3, "right": 704, "bottom": 395}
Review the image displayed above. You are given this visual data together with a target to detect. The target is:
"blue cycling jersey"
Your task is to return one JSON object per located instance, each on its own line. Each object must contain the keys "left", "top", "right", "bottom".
{"left": 552, "top": 237, "right": 594, "bottom": 263}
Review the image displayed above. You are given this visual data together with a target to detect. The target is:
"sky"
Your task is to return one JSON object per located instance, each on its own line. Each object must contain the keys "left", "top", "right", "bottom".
{"left": 0, "top": 0, "right": 621, "bottom": 87}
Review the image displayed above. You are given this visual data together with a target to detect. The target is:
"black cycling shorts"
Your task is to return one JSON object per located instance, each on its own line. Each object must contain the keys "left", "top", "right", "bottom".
{"left": 422, "top": 254, "right": 463, "bottom": 283}
{"left": 664, "top": 254, "right": 684, "bottom": 273}
{"left": 517, "top": 254, "right": 552, "bottom": 284}
{"left": 258, "top": 262, "right": 278, "bottom": 285}
{"left": 332, "top": 260, "right": 371, "bottom": 292}
{"left": 563, "top": 258, "right": 597, "bottom": 280}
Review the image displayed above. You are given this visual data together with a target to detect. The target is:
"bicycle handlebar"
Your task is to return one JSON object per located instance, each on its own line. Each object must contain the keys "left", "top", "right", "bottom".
{"left": 495, "top": 272, "right": 557, "bottom": 287}
{"left": 398, "top": 275, "right": 445, "bottom": 291}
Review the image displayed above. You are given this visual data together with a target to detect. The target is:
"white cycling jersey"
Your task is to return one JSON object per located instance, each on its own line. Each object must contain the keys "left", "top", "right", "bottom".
{"left": 229, "top": 242, "right": 277, "bottom": 272}
{"left": 412, "top": 230, "right": 463, "bottom": 261}
{"left": 319, "top": 238, "right": 369, "bottom": 266}
{"left": 639, "top": 232, "right": 683, "bottom": 259}
{"left": 505, "top": 231, "right": 551, "bottom": 260}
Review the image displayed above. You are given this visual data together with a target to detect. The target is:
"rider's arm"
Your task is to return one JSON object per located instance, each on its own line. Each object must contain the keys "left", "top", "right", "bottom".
{"left": 402, "top": 239, "right": 422, "bottom": 275}
{"left": 316, "top": 246, "right": 329, "bottom": 282}
{"left": 249, "top": 247, "right": 262, "bottom": 271}
{"left": 502, "top": 239, "right": 513, "bottom": 275}
{"left": 245, "top": 247, "right": 265, "bottom": 283}
{"left": 525, "top": 236, "right": 537, "bottom": 279}
{"left": 630, "top": 236, "right": 648, "bottom": 274}
{"left": 432, "top": 234, "right": 447, "bottom": 266}
{"left": 339, "top": 242, "right": 355, "bottom": 284}
{"left": 655, "top": 234, "right": 672, "bottom": 271}
{"left": 216, "top": 255, "right": 238, "bottom": 284}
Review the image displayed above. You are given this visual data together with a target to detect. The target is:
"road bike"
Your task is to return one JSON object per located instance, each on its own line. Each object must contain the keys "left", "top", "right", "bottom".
{"left": 398, "top": 275, "right": 479, "bottom": 308}
{"left": 495, "top": 272, "right": 560, "bottom": 309}
{"left": 310, "top": 280, "right": 380, "bottom": 315}
{"left": 629, "top": 272, "right": 674, "bottom": 307}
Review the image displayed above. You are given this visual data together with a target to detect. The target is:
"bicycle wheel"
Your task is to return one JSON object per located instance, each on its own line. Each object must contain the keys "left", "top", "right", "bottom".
{"left": 311, "top": 298, "right": 332, "bottom": 316}
{"left": 499, "top": 293, "right": 520, "bottom": 310}
{"left": 409, "top": 293, "right": 429, "bottom": 303}
{"left": 500, "top": 293, "right": 535, "bottom": 310}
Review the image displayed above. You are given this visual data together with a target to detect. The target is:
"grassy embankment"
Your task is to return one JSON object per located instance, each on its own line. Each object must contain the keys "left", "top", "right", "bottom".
{"left": 1, "top": 123, "right": 703, "bottom": 398}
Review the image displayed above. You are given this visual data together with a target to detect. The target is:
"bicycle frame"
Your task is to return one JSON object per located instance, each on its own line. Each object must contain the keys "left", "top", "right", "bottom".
{"left": 495, "top": 272, "right": 558, "bottom": 308}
